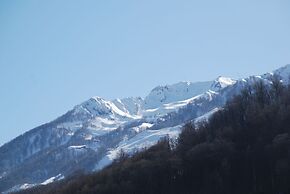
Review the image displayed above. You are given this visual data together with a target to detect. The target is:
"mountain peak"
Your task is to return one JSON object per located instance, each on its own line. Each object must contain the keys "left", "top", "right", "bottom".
{"left": 144, "top": 81, "right": 212, "bottom": 109}
{"left": 273, "top": 64, "right": 290, "bottom": 82}
{"left": 211, "top": 76, "right": 236, "bottom": 91}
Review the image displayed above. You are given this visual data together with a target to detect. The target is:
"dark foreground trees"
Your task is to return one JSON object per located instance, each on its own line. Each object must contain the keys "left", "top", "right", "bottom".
{"left": 17, "top": 80, "right": 290, "bottom": 194}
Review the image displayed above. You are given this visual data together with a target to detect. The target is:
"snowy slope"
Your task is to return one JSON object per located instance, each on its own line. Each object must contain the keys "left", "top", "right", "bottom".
{"left": 1, "top": 64, "right": 290, "bottom": 193}
{"left": 144, "top": 81, "right": 212, "bottom": 109}
{"left": 94, "top": 125, "right": 181, "bottom": 171}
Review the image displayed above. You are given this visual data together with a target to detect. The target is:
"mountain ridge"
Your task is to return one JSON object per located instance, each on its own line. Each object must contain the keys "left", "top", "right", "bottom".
{"left": 1, "top": 64, "right": 290, "bottom": 193}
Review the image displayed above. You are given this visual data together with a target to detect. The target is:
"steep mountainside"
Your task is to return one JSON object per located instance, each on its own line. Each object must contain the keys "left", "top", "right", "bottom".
{"left": 1, "top": 64, "right": 290, "bottom": 193}
{"left": 21, "top": 73, "right": 290, "bottom": 194}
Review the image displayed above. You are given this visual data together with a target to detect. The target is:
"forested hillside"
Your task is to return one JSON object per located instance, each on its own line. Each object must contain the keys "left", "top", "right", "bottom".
{"left": 17, "top": 78, "right": 290, "bottom": 194}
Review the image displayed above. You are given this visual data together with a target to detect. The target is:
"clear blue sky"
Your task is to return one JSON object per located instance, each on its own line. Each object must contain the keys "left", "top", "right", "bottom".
{"left": 0, "top": 0, "right": 290, "bottom": 145}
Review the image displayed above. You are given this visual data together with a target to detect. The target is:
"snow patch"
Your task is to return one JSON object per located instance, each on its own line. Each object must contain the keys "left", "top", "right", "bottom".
{"left": 211, "top": 76, "right": 236, "bottom": 91}
{"left": 68, "top": 145, "right": 86, "bottom": 149}
{"left": 41, "top": 174, "right": 64, "bottom": 185}
{"left": 132, "top": 123, "right": 154, "bottom": 132}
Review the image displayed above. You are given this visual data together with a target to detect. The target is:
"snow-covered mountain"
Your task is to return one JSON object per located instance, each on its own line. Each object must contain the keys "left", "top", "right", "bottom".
{"left": 1, "top": 64, "right": 290, "bottom": 193}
